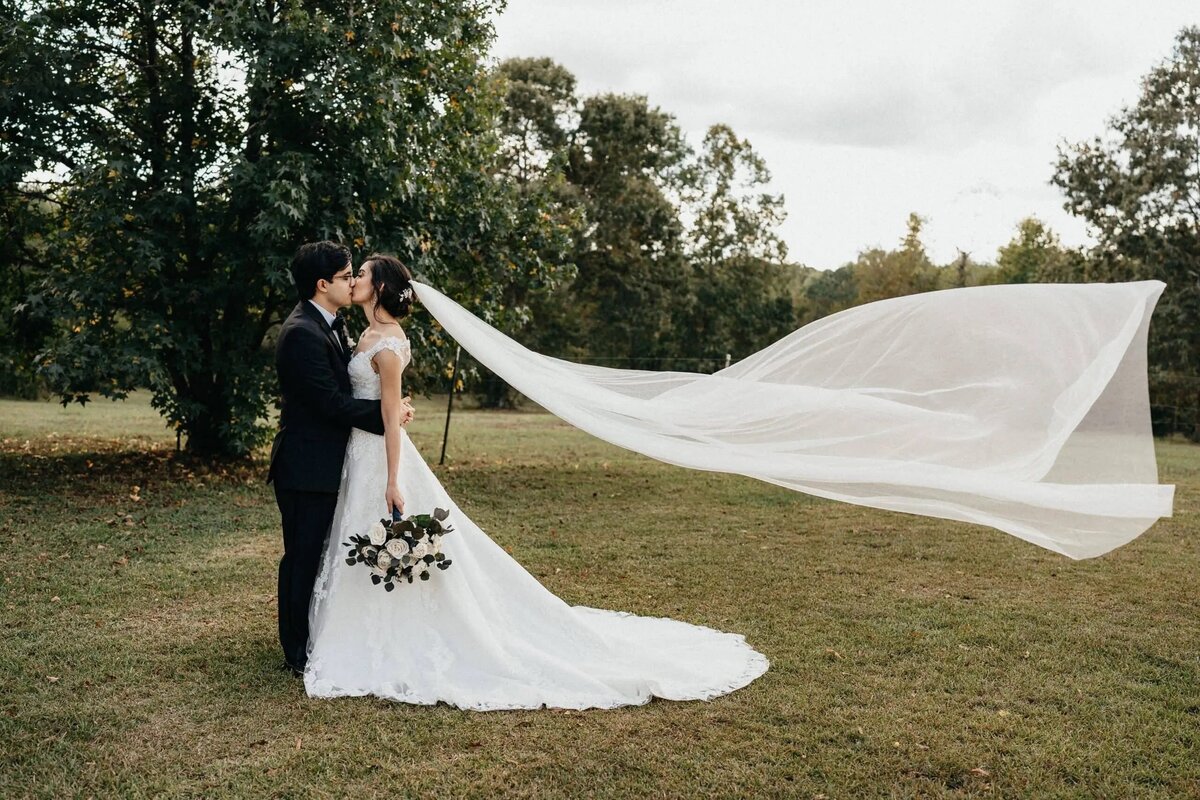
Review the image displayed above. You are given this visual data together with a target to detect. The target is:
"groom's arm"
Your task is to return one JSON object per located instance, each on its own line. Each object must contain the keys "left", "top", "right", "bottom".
{"left": 278, "top": 327, "right": 386, "bottom": 435}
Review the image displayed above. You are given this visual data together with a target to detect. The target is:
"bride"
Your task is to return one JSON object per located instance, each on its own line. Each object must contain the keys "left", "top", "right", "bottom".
{"left": 304, "top": 254, "right": 769, "bottom": 709}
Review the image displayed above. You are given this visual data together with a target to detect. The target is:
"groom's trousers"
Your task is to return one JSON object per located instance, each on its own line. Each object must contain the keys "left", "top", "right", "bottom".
{"left": 274, "top": 486, "right": 339, "bottom": 670}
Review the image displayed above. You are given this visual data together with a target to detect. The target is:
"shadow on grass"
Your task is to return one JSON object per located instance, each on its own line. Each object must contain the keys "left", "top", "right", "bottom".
{"left": 0, "top": 446, "right": 267, "bottom": 497}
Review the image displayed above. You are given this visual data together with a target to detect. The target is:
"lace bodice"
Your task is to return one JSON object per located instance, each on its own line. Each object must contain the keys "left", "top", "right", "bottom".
{"left": 348, "top": 335, "right": 411, "bottom": 400}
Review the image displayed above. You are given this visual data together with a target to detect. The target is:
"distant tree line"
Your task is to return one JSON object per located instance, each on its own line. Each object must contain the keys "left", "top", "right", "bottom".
{"left": 1, "top": 2, "right": 1196, "bottom": 453}
{"left": 480, "top": 28, "right": 1200, "bottom": 438}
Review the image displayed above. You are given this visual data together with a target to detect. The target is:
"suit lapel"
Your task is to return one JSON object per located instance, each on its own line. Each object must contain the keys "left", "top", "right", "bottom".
{"left": 299, "top": 301, "right": 350, "bottom": 367}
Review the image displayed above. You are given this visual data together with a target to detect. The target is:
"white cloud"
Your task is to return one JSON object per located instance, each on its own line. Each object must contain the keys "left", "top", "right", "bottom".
{"left": 492, "top": 0, "right": 1198, "bottom": 267}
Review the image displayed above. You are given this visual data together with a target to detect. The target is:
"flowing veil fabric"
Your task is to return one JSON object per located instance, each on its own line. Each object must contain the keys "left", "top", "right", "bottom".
{"left": 412, "top": 280, "right": 1174, "bottom": 559}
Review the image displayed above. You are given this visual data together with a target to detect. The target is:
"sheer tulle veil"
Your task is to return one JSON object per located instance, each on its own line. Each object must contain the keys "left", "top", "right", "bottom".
{"left": 411, "top": 280, "right": 1174, "bottom": 560}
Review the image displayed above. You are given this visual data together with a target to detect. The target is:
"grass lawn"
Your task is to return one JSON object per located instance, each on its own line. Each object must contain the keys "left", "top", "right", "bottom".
{"left": 1, "top": 393, "right": 1197, "bottom": 798}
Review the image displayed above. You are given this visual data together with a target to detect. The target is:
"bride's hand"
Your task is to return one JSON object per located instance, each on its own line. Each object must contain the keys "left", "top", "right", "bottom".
{"left": 386, "top": 483, "right": 405, "bottom": 517}
{"left": 400, "top": 396, "right": 414, "bottom": 426}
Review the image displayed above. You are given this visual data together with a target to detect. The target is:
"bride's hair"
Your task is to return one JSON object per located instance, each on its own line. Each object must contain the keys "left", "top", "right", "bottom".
{"left": 363, "top": 253, "right": 414, "bottom": 322}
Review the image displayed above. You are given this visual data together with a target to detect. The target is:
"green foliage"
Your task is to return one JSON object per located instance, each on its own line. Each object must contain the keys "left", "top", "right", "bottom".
{"left": 797, "top": 264, "right": 857, "bottom": 325}
{"left": 990, "top": 217, "right": 1067, "bottom": 284}
{"left": 0, "top": 192, "right": 55, "bottom": 398}
{"left": 486, "top": 58, "right": 798, "bottom": 392}
{"left": 677, "top": 124, "right": 795, "bottom": 365}
{"left": 2, "top": 0, "right": 570, "bottom": 457}
{"left": 562, "top": 92, "right": 693, "bottom": 366}
{"left": 848, "top": 213, "right": 939, "bottom": 306}
{"left": 1054, "top": 26, "right": 1200, "bottom": 436}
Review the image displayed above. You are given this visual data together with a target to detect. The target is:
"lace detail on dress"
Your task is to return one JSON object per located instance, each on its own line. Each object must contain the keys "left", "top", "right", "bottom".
{"left": 347, "top": 334, "right": 411, "bottom": 400}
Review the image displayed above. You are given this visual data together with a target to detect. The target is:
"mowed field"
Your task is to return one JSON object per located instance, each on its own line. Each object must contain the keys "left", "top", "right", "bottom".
{"left": 1, "top": 393, "right": 1197, "bottom": 798}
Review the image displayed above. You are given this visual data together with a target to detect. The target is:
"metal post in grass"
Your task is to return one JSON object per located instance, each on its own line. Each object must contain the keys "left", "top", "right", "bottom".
{"left": 439, "top": 345, "right": 461, "bottom": 466}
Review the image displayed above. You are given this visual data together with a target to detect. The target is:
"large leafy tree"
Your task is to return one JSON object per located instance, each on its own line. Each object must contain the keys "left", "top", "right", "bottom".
{"left": 1054, "top": 26, "right": 1200, "bottom": 431}
{"left": 2, "top": 0, "right": 567, "bottom": 456}
{"left": 468, "top": 56, "right": 579, "bottom": 406}
{"left": 563, "top": 93, "right": 692, "bottom": 367}
{"left": 679, "top": 123, "right": 793, "bottom": 365}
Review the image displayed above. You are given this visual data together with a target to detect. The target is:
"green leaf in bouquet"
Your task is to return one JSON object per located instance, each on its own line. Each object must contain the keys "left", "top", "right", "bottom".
{"left": 370, "top": 574, "right": 381, "bottom": 585}
{"left": 405, "top": 574, "right": 414, "bottom": 583}
{"left": 441, "top": 559, "right": 453, "bottom": 568}
{"left": 416, "top": 514, "right": 431, "bottom": 526}
{"left": 434, "top": 552, "right": 445, "bottom": 561}
{"left": 397, "top": 520, "right": 416, "bottom": 534}
{"left": 433, "top": 508, "right": 450, "bottom": 521}
{"left": 384, "top": 582, "right": 394, "bottom": 592}
{"left": 423, "top": 554, "right": 435, "bottom": 564}
{"left": 419, "top": 571, "right": 430, "bottom": 581}
{"left": 344, "top": 557, "right": 356, "bottom": 566}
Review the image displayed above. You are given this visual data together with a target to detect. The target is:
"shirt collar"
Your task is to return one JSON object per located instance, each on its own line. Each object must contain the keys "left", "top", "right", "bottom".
{"left": 307, "top": 299, "right": 338, "bottom": 329}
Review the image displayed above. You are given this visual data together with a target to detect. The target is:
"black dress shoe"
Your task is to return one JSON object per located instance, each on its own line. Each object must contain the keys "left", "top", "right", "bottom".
{"left": 279, "top": 660, "right": 305, "bottom": 678}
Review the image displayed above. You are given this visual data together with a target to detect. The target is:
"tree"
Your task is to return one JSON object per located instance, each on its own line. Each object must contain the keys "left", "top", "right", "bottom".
{"left": 0, "top": 191, "right": 55, "bottom": 398}
{"left": 989, "top": 217, "right": 1071, "bottom": 284}
{"left": 679, "top": 124, "right": 793, "bottom": 365}
{"left": 851, "top": 213, "right": 938, "bottom": 305}
{"left": 686, "top": 124, "right": 786, "bottom": 269}
{"left": 1053, "top": 26, "right": 1200, "bottom": 434}
{"left": 496, "top": 56, "right": 577, "bottom": 184}
{"left": 462, "top": 56, "right": 580, "bottom": 408}
{"left": 3, "top": 0, "right": 567, "bottom": 456}
{"left": 797, "top": 264, "right": 857, "bottom": 325}
{"left": 562, "top": 92, "right": 692, "bottom": 367}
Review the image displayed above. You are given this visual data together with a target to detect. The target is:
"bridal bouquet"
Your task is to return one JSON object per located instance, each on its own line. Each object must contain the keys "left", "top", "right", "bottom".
{"left": 344, "top": 508, "right": 455, "bottom": 591}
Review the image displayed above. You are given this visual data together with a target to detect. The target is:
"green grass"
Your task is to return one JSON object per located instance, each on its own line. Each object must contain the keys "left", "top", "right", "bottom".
{"left": 1, "top": 393, "right": 1197, "bottom": 798}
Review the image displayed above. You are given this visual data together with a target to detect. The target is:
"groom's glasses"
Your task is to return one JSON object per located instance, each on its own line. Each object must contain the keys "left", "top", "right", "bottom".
{"left": 331, "top": 270, "right": 355, "bottom": 283}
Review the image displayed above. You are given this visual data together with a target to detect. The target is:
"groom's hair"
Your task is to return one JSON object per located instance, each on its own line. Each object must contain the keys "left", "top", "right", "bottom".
{"left": 290, "top": 241, "right": 352, "bottom": 301}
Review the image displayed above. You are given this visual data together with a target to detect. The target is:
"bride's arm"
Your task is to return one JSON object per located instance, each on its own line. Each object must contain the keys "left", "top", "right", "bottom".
{"left": 375, "top": 348, "right": 406, "bottom": 516}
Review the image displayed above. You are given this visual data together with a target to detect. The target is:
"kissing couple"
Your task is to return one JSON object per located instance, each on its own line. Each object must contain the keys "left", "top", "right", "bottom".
{"left": 266, "top": 240, "right": 768, "bottom": 709}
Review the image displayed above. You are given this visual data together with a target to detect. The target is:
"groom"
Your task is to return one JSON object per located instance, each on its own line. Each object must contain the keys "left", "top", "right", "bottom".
{"left": 267, "top": 241, "right": 410, "bottom": 677}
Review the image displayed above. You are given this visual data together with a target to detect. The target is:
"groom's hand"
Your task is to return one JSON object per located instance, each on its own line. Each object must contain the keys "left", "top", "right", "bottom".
{"left": 400, "top": 396, "right": 415, "bottom": 426}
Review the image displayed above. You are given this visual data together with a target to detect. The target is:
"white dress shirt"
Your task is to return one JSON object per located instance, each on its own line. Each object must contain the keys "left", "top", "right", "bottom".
{"left": 308, "top": 299, "right": 342, "bottom": 351}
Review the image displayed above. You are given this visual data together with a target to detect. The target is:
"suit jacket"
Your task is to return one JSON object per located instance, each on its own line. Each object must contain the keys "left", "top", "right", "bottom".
{"left": 268, "top": 301, "right": 385, "bottom": 493}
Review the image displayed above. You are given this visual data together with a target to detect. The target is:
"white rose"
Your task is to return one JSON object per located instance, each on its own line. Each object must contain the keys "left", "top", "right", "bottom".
{"left": 370, "top": 565, "right": 388, "bottom": 578}
{"left": 411, "top": 542, "right": 431, "bottom": 560}
{"left": 376, "top": 550, "right": 393, "bottom": 570}
{"left": 385, "top": 538, "right": 410, "bottom": 558}
{"left": 368, "top": 521, "right": 387, "bottom": 546}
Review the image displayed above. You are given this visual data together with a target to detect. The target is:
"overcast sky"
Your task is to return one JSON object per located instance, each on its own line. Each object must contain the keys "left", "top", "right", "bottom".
{"left": 491, "top": 1, "right": 1197, "bottom": 269}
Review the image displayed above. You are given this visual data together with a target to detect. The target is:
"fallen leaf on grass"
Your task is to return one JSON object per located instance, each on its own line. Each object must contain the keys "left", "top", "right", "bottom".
{"left": 970, "top": 767, "right": 991, "bottom": 778}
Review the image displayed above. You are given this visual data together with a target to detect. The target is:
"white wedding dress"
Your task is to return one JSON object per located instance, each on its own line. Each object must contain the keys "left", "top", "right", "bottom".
{"left": 305, "top": 334, "right": 769, "bottom": 710}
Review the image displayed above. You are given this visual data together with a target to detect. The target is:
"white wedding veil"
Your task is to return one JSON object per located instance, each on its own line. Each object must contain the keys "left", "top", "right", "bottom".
{"left": 412, "top": 280, "right": 1174, "bottom": 559}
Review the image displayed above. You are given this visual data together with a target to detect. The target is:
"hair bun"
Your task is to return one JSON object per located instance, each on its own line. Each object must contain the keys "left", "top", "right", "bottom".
{"left": 364, "top": 253, "right": 415, "bottom": 321}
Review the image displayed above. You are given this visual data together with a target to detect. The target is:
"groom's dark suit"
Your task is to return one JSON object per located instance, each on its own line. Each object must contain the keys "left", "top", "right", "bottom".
{"left": 269, "top": 300, "right": 384, "bottom": 671}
